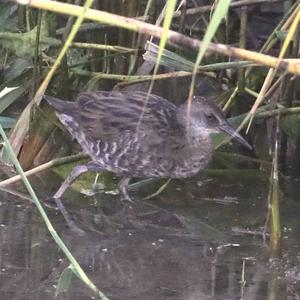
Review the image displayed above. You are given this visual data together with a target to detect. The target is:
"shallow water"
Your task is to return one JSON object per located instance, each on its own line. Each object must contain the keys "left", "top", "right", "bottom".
{"left": 0, "top": 171, "right": 299, "bottom": 300}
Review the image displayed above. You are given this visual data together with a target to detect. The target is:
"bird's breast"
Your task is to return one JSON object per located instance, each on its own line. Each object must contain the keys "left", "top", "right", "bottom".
{"left": 169, "top": 137, "right": 213, "bottom": 178}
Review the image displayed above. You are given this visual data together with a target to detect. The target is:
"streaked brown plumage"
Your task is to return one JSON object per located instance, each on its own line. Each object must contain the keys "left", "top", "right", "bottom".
{"left": 45, "top": 91, "right": 251, "bottom": 201}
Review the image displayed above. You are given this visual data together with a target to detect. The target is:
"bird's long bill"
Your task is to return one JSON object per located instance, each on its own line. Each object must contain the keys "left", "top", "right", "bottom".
{"left": 220, "top": 123, "right": 252, "bottom": 149}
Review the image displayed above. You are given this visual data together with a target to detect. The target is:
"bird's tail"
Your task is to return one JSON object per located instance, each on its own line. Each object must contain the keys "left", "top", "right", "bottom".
{"left": 44, "top": 95, "right": 75, "bottom": 113}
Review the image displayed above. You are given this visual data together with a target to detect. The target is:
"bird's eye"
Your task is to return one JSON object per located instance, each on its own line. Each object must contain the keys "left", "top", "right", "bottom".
{"left": 207, "top": 114, "right": 215, "bottom": 121}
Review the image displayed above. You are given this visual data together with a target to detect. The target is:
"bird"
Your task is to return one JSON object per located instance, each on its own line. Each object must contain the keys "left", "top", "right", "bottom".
{"left": 44, "top": 90, "right": 251, "bottom": 202}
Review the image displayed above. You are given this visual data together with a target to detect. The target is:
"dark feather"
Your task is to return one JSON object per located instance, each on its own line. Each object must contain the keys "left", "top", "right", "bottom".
{"left": 65, "top": 91, "right": 181, "bottom": 141}
{"left": 44, "top": 95, "right": 76, "bottom": 112}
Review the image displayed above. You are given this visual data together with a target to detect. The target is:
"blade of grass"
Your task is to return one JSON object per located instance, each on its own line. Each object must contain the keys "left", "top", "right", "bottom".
{"left": 269, "top": 115, "right": 281, "bottom": 254}
{"left": 0, "top": 116, "right": 16, "bottom": 129}
{"left": 143, "top": 179, "right": 171, "bottom": 200}
{"left": 187, "top": 0, "right": 231, "bottom": 109}
{"left": 55, "top": 265, "right": 74, "bottom": 297}
{"left": 137, "top": 0, "right": 177, "bottom": 130}
{"left": 0, "top": 128, "right": 108, "bottom": 299}
{"left": 0, "top": 84, "right": 30, "bottom": 114}
{"left": 150, "top": 0, "right": 177, "bottom": 80}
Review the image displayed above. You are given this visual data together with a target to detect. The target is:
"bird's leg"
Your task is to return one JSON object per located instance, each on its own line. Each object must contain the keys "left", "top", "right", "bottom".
{"left": 53, "top": 161, "right": 103, "bottom": 199}
{"left": 118, "top": 177, "right": 132, "bottom": 202}
{"left": 53, "top": 164, "right": 89, "bottom": 199}
{"left": 52, "top": 161, "right": 102, "bottom": 234}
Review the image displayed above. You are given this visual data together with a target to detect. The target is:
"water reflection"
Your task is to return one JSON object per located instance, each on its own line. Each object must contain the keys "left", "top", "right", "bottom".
{"left": 0, "top": 173, "right": 299, "bottom": 299}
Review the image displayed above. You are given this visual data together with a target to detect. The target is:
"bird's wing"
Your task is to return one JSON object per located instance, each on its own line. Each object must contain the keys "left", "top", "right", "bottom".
{"left": 72, "top": 91, "right": 181, "bottom": 142}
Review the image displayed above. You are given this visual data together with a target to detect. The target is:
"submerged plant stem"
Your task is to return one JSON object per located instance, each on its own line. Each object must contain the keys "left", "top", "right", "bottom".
{"left": 269, "top": 115, "right": 281, "bottom": 254}
{"left": 143, "top": 179, "right": 171, "bottom": 200}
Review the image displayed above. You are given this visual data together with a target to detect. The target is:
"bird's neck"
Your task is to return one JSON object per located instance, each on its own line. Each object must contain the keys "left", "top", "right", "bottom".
{"left": 185, "top": 131, "right": 213, "bottom": 149}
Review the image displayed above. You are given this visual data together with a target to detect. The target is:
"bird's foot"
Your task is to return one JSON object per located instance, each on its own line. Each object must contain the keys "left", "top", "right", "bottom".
{"left": 119, "top": 188, "right": 133, "bottom": 203}
{"left": 120, "top": 191, "right": 133, "bottom": 203}
{"left": 118, "top": 177, "right": 132, "bottom": 203}
{"left": 52, "top": 197, "right": 85, "bottom": 236}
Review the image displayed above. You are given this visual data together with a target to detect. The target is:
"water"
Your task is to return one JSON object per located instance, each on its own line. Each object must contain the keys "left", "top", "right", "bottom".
{"left": 0, "top": 171, "right": 299, "bottom": 299}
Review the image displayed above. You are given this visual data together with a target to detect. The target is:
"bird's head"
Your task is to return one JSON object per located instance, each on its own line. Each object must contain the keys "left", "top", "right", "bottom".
{"left": 177, "top": 96, "right": 251, "bottom": 149}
